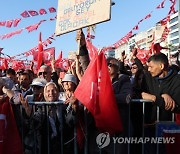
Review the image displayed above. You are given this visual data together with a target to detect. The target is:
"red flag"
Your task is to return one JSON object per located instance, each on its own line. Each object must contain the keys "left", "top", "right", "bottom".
{"left": 0, "top": 98, "right": 23, "bottom": 154}
{"left": 39, "top": 9, "right": 47, "bottom": 15}
{"left": 55, "top": 51, "right": 63, "bottom": 68}
{"left": 56, "top": 51, "right": 62, "bottom": 63}
{"left": 137, "top": 49, "right": 150, "bottom": 64}
{"left": 28, "top": 10, "right": 39, "bottom": 16}
{"left": 133, "top": 25, "right": 139, "bottom": 30}
{"left": 43, "top": 47, "right": 55, "bottom": 64}
{"left": 0, "top": 48, "right": 3, "bottom": 52}
{"left": 13, "top": 18, "right": 21, "bottom": 27}
{"left": 20, "top": 11, "right": 30, "bottom": 18}
{"left": 144, "top": 13, "right": 151, "bottom": 19}
{"left": 153, "top": 43, "right": 169, "bottom": 53}
{"left": 48, "top": 7, "right": 56, "bottom": 13}
{"left": 6, "top": 20, "right": 13, "bottom": 28}
{"left": 160, "top": 16, "right": 170, "bottom": 26}
{"left": 86, "top": 39, "right": 98, "bottom": 60}
{"left": 74, "top": 52, "right": 123, "bottom": 134}
{"left": 37, "top": 32, "right": 43, "bottom": 70}
{"left": 0, "top": 21, "right": 6, "bottom": 26}
{"left": 176, "top": 114, "right": 180, "bottom": 125}
{"left": 156, "top": 0, "right": 165, "bottom": 9}
{"left": 1, "top": 59, "right": 8, "bottom": 70}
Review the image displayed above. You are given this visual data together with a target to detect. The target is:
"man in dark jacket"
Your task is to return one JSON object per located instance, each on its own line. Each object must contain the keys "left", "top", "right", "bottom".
{"left": 141, "top": 53, "right": 180, "bottom": 122}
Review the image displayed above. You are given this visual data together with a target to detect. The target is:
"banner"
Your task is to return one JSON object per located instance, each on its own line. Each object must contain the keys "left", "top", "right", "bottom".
{"left": 55, "top": 0, "right": 111, "bottom": 35}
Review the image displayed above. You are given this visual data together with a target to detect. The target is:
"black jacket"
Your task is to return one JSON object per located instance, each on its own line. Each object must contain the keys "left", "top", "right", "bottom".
{"left": 134, "top": 57, "right": 180, "bottom": 122}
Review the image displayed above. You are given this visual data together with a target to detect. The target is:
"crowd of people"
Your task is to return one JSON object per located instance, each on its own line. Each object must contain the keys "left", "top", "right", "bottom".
{"left": 0, "top": 30, "right": 180, "bottom": 154}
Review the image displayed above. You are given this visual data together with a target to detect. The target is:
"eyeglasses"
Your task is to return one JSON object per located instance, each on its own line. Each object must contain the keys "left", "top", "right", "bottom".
{"left": 32, "top": 85, "right": 42, "bottom": 90}
{"left": 131, "top": 67, "right": 138, "bottom": 69}
{"left": 38, "top": 72, "right": 47, "bottom": 76}
{"left": 108, "top": 63, "right": 116, "bottom": 67}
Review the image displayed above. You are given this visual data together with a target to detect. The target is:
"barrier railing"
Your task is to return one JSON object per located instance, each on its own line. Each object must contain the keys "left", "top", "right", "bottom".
{"left": 14, "top": 99, "right": 180, "bottom": 154}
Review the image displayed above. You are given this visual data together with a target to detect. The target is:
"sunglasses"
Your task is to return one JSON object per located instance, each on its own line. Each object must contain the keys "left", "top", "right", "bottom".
{"left": 131, "top": 67, "right": 138, "bottom": 69}
{"left": 32, "top": 85, "right": 43, "bottom": 90}
{"left": 108, "top": 63, "right": 116, "bottom": 67}
{"left": 38, "top": 72, "right": 47, "bottom": 76}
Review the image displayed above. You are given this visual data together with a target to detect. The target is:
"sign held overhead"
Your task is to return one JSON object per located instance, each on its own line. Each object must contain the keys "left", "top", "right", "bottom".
{"left": 55, "top": 0, "right": 111, "bottom": 35}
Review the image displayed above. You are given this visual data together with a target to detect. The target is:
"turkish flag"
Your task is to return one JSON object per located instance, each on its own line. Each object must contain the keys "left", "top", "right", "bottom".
{"left": 39, "top": 9, "right": 47, "bottom": 15}
{"left": 43, "top": 47, "right": 55, "bottom": 64}
{"left": 137, "top": 49, "right": 150, "bottom": 64}
{"left": 33, "top": 47, "right": 55, "bottom": 65}
{"left": 20, "top": 11, "right": 30, "bottom": 18}
{"left": 0, "top": 21, "right": 6, "bottom": 26}
{"left": 13, "top": 18, "right": 21, "bottom": 27}
{"left": 28, "top": 10, "right": 39, "bottom": 16}
{"left": 6, "top": 20, "right": 13, "bottom": 28}
{"left": 0, "top": 97, "right": 23, "bottom": 154}
{"left": 48, "top": 7, "right": 56, "bottom": 13}
{"left": 74, "top": 52, "right": 123, "bottom": 134}
{"left": 37, "top": 32, "right": 43, "bottom": 70}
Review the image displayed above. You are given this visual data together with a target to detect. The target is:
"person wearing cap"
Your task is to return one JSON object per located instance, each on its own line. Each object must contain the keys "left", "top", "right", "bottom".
{"left": 17, "top": 78, "right": 47, "bottom": 154}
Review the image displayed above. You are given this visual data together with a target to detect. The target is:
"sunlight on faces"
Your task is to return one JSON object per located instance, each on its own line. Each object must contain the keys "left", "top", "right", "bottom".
{"left": 62, "top": 81, "right": 76, "bottom": 92}
{"left": 44, "top": 83, "right": 58, "bottom": 102}
{"left": 148, "top": 61, "right": 164, "bottom": 77}
{"left": 38, "top": 66, "right": 52, "bottom": 82}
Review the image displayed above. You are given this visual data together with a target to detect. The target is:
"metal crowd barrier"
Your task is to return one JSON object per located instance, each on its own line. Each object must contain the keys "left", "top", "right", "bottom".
{"left": 16, "top": 99, "right": 180, "bottom": 154}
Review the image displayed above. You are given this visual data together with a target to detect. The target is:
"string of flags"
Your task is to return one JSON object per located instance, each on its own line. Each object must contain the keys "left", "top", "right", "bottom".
{"left": 0, "top": 7, "right": 56, "bottom": 28}
{"left": 0, "top": 16, "right": 56, "bottom": 40}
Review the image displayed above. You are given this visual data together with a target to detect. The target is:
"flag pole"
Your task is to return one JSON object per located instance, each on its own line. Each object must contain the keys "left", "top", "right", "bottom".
{"left": 76, "top": 29, "right": 82, "bottom": 55}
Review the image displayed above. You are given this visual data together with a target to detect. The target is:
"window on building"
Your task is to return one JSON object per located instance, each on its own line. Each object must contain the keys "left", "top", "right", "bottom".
{"left": 170, "top": 31, "right": 179, "bottom": 38}
{"left": 170, "top": 38, "right": 179, "bottom": 44}
{"left": 170, "top": 24, "right": 178, "bottom": 31}
{"left": 170, "top": 16, "right": 178, "bottom": 24}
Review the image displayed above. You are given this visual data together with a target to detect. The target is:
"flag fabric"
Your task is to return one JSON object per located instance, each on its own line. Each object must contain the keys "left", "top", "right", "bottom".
{"left": 48, "top": 7, "right": 56, "bottom": 13}
{"left": 74, "top": 52, "right": 123, "bottom": 134}
{"left": 144, "top": 13, "right": 151, "bottom": 19}
{"left": 0, "top": 21, "right": 6, "bottom": 26}
{"left": 37, "top": 32, "right": 43, "bottom": 70}
{"left": 6, "top": 20, "right": 13, "bottom": 28}
{"left": 86, "top": 39, "right": 98, "bottom": 60}
{"left": 0, "top": 48, "right": 3, "bottom": 52}
{"left": 156, "top": 0, "right": 165, "bottom": 9}
{"left": 13, "top": 18, "right": 21, "bottom": 27}
{"left": 28, "top": 10, "right": 39, "bottom": 16}
{"left": 43, "top": 47, "right": 55, "bottom": 64}
{"left": 176, "top": 114, "right": 180, "bottom": 125}
{"left": 20, "top": 11, "right": 30, "bottom": 18}
{"left": 137, "top": 49, "right": 151, "bottom": 64}
{"left": 39, "top": 9, "right": 47, "bottom": 15}
{"left": 1, "top": 59, "right": 8, "bottom": 70}
{"left": 0, "top": 97, "right": 23, "bottom": 154}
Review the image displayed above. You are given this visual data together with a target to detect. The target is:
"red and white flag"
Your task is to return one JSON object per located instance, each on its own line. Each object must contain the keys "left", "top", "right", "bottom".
{"left": 0, "top": 98, "right": 23, "bottom": 154}
{"left": 0, "top": 21, "right": 6, "bottom": 26}
{"left": 13, "top": 18, "right": 21, "bottom": 27}
{"left": 39, "top": 9, "right": 47, "bottom": 15}
{"left": 20, "top": 11, "right": 30, "bottom": 18}
{"left": 49, "top": 7, "right": 56, "bottom": 13}
{"left": 28, "top": 10, "right": 39, "bottom": 16}
{"left": 74, "top": 52, "right": 123, "bottom": 134}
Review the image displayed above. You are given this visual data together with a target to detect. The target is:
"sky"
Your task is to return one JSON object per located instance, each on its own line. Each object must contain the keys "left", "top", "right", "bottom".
{"left": 0, "top": 0, "right": 177, "bottom": 60}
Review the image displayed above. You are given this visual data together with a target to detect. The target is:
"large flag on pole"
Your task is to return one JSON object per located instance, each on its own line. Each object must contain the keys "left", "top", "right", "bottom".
{"left": 0, "top": 98, "right": 23, "bottom": 154}
{"left": 37, "top": 32, "right": 43, "bottom": 70}
{"left": 74, "top": 52, "right": 123, "bottom": 134}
